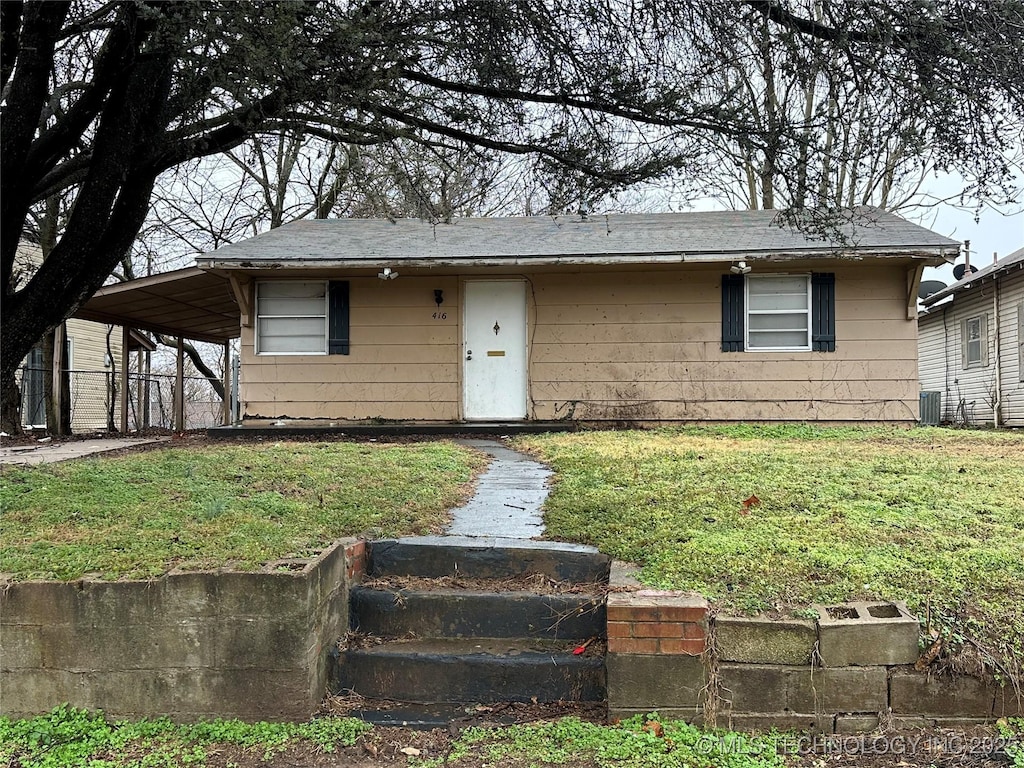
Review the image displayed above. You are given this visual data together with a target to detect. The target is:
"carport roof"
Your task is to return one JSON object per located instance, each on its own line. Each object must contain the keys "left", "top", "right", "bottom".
{"left": 74, "top": 267, "right": 238, "bottom": 343}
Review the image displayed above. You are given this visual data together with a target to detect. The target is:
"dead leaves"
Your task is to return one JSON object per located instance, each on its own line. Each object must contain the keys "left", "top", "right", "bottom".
{"left": 740, "top": 494, "right": 761, "bottom": 515}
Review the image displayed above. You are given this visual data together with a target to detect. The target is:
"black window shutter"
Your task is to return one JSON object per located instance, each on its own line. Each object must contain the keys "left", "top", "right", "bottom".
{"left": 811, "top": 272, "right": 836, "bottom": 352}
{"left": 328, "top": 280, "right": 350, "bottom": 355}
{"left": 721, "top": 274, "right": 745, "bottom": 352}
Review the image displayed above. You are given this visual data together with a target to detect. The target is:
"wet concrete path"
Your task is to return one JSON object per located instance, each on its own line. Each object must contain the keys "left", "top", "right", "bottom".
{"left": 0, "top": 437, "right": 170, "bottom": 466}
{"left": 445, "top": 439, "right": 551, "bottom": 539}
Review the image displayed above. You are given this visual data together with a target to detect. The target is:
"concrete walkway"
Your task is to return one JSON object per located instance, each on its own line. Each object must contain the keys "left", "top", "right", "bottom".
{"left": 0, "top": 437, "right": 171, "bottom": 466}
{"left": 446, "top": 439, "right": 552, "bottom": 539}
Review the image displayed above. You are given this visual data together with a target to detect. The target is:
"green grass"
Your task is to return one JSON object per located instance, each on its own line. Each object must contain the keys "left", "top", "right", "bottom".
{"left": 428, "top": 714, "right": 788, "bottom": 767}
{"left": 0, "top": 704, "right": 371, "bottom": 767}
{"left": 515, "top": 425, "right": 1024, "bottom": 672}
{"left": 0, "top": 441, "right": 487, "bottom": 581}
{"left": 0, "top": 707, "right": 792, "bottom": 768}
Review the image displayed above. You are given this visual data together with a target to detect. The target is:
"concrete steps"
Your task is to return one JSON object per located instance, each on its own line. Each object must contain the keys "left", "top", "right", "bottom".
{"left": 335, "top": 638, "right": 605, "bottom": 703}
{"left": 367, "top": 536, "right": 611, "bottom": 581}
{"left": 333, "top": 537, "right": 610, "bottom": 724}
{"left": 350, "top": 586, "right": 606, "bottom": 640}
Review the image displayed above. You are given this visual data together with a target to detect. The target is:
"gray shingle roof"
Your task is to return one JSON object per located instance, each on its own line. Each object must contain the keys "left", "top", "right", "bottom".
{"left": 197, "top": 209, "right": 959, "bottom": 268}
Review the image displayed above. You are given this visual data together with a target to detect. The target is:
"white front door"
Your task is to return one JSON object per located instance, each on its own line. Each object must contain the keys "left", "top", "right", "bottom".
{"left": 463, "top": 280, "right": 528, "bottom": 420}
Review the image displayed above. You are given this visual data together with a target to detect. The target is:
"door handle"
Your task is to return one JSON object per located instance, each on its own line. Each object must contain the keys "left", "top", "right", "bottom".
{"left": 466, "top": 350, "right": 473, "bottom": 360}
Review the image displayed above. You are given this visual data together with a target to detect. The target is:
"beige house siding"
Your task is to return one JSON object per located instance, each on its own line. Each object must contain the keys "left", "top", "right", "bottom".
{"left": 528, "top": 262, "right": 917, "bottom": 423}
{"left": 241, "top": 276, "right": 462, "bottom": 420}
{"left": 240, "top": 260, "right": 921, "bottom": 424}
{"left": 16, "top": 242, "right": 123, "bottom": 431}
{"left": 917, "top": 269, "right": 1023, "bottom": 426}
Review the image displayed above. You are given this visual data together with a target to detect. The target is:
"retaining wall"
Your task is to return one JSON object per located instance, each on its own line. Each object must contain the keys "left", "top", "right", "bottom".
{"left": 0, "top": 539, "right": 366, "bottom": 722}
{"left": 606, "top": 567, "right": 1022, "bottom": 732}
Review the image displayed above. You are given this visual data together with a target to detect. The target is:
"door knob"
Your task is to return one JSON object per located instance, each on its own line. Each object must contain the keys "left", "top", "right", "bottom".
{"left": 466, "top": 350, "right": 473, "bottom": 360}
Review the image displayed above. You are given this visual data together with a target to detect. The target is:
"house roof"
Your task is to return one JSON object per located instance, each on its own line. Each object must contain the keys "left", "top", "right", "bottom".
{"left": 75, "top": 267, "right": 239, "bottom": 343}
{"left": 196, "top": 209, "right": 958, "bottom": 270}
{"left": 920, "top": 247, "right": 1024, "bottom": 307}
{"left": 76, "top": 209, "right": 957, "bottom": 340}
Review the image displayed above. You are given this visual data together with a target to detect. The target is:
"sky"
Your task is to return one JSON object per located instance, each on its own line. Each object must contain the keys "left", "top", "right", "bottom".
{"left": 907, "top": 170, "right": 1024, "bottom": 287}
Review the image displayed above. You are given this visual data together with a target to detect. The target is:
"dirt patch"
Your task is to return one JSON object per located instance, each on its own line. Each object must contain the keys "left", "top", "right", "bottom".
{"left": 324, "top": 694, "right": 607, "bottom": 724}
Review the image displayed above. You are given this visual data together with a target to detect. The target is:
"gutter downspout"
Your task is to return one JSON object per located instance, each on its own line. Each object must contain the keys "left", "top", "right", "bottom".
{"left": 993, "top": 279, "right": 1001, "bottom": 428}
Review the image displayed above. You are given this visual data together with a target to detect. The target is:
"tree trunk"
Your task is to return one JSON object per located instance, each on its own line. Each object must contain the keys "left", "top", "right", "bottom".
{"left": 1, "top": 372, "right": 20, "bottom": 435}
{"left": 155, "top": 335, "right": 225, "bottom": 401}
{"left": 42, "top": 329, "right": 57, "bottom": 434}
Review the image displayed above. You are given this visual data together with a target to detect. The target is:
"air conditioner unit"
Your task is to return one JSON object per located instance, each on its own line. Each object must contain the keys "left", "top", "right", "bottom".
{"left": 919, "top": 391, "right": 941, "bottom": 426}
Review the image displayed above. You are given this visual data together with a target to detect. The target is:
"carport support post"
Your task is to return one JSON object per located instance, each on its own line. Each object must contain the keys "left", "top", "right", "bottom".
{"left": 221, "top": 342, "right": 230, "bottom": 425}
{"left": 174, "top": 337, "right": 184, "bottom": 432}
{"left": 120, "top": 325, "right": 130, "bottom": 433}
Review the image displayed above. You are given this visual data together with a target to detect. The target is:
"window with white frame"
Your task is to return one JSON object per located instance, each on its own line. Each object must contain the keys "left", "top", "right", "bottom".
{"left": 745, "top": 275, "right": 811, "bottom": 351}
{"left": 256, "top": 281, "right": 327, "bottom": 354}
{"left": 961, "top": 314, "right": 987, "bottom": 369}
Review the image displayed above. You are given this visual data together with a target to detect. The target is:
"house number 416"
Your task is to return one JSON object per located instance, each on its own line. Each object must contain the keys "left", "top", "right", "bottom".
{"left": 432, "top": 312, "right": 447, "bottom": 320}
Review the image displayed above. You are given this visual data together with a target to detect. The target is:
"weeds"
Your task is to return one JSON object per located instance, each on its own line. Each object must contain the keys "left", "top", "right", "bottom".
{"left": 415, "top": 714, "right": 787, "bottom": 767}
{"left": 0, "top": 705, "right": 371, "bottom": 768}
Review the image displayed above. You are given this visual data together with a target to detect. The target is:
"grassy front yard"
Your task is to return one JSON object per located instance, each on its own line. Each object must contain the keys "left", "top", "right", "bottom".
{"left": 3, "top": 427, "right": 1022, "bottom": 672}
{"left": 515, "top": 425, "right": 1024, "bottom": 672}
{"left": 0, "top": 440, "right": 486, "bottom": 581}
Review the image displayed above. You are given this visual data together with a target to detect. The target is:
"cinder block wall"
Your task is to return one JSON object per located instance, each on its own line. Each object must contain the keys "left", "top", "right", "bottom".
{"left": 606, "top": 568, "right": 1021, "bottom": 732}
{"left": 0, "top": 539, "right": 366, "bottom": 722}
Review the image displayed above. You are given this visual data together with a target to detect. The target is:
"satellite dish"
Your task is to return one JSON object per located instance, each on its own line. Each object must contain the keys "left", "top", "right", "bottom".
{"left": 952, "top": 263, "right": 979, "bottom": 281}
{"left": 918, "top": 280, "right": 947, "bottom": 299}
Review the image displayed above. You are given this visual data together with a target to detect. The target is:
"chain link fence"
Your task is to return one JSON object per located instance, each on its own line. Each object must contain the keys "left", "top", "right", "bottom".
{"left": 17, "top": 366, "right": 225, "bottom": 433}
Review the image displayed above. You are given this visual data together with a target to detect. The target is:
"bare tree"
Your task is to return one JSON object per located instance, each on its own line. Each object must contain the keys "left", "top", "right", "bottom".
{"left": 4, "top": 0, "right": 1023, "bottom": 431}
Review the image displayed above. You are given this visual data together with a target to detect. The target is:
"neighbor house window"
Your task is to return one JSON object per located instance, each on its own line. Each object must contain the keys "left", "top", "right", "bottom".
{"left": 722, "top": 273, "right": 835, "bottom": 352}
{"left": 256, "top": 281, "right": 350, "bottom": 355}
{"left": 961, "top": 314, "right": 988, "bottom": 369}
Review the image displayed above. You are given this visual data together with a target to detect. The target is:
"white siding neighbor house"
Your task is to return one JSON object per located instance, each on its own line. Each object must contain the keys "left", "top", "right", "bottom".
{"left": 918, "top": 248, "right": 1024, "bottom": 427}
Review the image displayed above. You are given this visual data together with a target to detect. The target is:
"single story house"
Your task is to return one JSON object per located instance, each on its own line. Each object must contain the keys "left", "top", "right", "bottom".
{"left": 918, "top": 247, "right": 1024, "bottom": 427}
{"left": 77, "top": 209, "right": 958, "bottom": 426}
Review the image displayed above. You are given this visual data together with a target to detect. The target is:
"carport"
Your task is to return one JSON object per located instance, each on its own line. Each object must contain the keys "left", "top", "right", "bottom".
{"left": 74, "top": 267, "right": 239, "bottom": 432}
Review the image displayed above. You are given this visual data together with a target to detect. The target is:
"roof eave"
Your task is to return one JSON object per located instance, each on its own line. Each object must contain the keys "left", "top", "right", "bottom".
{"left": 198, "top": 247, "right": 954, "bottom": 271}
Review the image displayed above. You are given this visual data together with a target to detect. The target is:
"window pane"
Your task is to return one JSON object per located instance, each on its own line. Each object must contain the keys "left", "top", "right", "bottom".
{"left": 257, "top": 282, "right": 327, "bottom": 354}
{"left": 967, "top": 339, "right": 982, "bottom": 365}
{"left": 259, "top": 282, "right": 325, "bottom": 300}
{"left": 258, "top": 297, "right": 326, "bottom": 317}
{"left": 258, "top": 317, "right": 326, "bottom": 353}
{"left": 749, "top": 313, "right": 808, "bottom": 331}
{"left": 748, "top": 277, "right": 808, "bottom": 311}
{"left": 748, "top": 330, "right": 808, "bottom": 348}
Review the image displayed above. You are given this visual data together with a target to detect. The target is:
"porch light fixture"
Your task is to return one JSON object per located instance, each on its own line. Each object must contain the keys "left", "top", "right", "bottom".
{"left": 434, "top": 289, "right": 444, "bottom": 306}
{"left": 730, "top": 260, "right": 752, "bottom": 275}
{"left": 377, "top": 267, "right": 398, "bottom": 280}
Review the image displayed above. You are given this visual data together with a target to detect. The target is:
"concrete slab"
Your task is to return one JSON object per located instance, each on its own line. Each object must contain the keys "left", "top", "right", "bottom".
{"left": 0, "top": 437, "right": 170, "bottom": 466}
{"left": 367, "top": 537, "right": 610, "bottom": 582}
{"left": 446, "top": 439, "right": 551, "bottom": 539}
